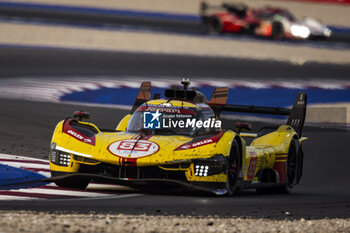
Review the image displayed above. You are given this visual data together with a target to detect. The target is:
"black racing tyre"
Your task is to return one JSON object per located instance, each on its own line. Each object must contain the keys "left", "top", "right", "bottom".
{"left": 271, "top": 21, "right": 284, "bottom": 39}
{"left": 209, "top": 17, "right": 223, "bottom": 34}
{"left": 296, "top": 146, "right": 304, "bottom": 184}
{"left": 226, "top": 139, "right": 241, "bottom": 196}
{"left": 281, "top": 138, "right": 299, "bottom": 193}
{"left": 53, "top": 175, "right": 90, "bottom": 190}
{"left": 275, "top": 138, "right": 299, "bottom": 193}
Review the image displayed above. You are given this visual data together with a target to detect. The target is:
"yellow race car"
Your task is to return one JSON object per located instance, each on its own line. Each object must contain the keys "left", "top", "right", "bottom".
{"left": 47, "top": 79, "right": 307, "bottom": 196}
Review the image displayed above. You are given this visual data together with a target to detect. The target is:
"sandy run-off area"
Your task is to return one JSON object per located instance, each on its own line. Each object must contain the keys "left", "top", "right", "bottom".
{"left": 0, "top": 211, "right": 349, "bottom": 233}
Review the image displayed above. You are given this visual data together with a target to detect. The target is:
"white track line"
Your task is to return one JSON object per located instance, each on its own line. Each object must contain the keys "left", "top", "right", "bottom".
{"left": 0, "top": 162, "right": 49, "bottom": 170}
{"left": 9, "top": 187, "right": 112, "bottom": 197}
{"left": 44, "top": 193, "right": 143, "bottom": 202}
{"left": 0, "top": 77, "right": 349, "bottom": 104}
{"left": 0, "top": 195, "right": 39, "bottom": 201}
{"left": 0, "top": 153, "right": 136, "bottom": 200}
{"left": 0, "top": 153, "right": 48, "bottom": 162}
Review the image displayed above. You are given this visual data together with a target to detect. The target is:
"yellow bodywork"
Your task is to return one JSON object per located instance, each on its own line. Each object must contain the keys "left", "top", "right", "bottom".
{"left": 50, "top": 99, "right": 302, "bottom": 186}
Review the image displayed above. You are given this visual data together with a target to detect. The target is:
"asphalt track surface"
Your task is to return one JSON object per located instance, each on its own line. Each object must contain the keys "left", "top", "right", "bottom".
{"left": 1, "top": 46, "right": 350, "bottom": 80}
{"left": 0, "top": 47, "right": 350, "bottom": 219}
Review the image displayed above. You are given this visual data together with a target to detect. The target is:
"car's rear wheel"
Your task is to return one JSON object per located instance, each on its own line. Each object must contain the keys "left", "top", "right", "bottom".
{"left": 256, "top": 138, "right": 298, "bottom": 194}
{"left": 53, "top": 175, "right": 90, "bottom": 190}
{"left": 271, "top": 21, "right": 284, "bottom": 39}
{"left": 209, "top": 17, "right": 223, "bottom": 34}
{"left": 277, "top": 138, "right": 298, "bottom": 193}
{"left": 226, "top": 139, "right": 241, "bottom": 196}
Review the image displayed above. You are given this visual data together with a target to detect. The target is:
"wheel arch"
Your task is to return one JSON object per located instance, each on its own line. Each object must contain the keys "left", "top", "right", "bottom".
{"left": 234, "top": 135, "right": 244, "bottom": 170}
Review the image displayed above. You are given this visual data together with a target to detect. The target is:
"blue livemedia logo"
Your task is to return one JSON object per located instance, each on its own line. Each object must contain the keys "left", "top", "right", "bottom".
{"left": 143, "top": 110, "right": 162, "bottom": 129}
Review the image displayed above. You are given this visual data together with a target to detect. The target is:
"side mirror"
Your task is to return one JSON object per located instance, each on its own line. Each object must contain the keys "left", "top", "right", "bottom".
{"left": 236, "top": 122, "right": 252, "bottom": 134}
{"left": 73, "top": 111, "right": 90, "bottom": 121}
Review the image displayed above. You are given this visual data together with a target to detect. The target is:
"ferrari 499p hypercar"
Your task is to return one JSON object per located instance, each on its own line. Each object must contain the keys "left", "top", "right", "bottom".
{"left": 200, "top": 1, "right": 331, "bottom": 39}
{"left": 47, "top": 79, "right": 307, "bottom": 196}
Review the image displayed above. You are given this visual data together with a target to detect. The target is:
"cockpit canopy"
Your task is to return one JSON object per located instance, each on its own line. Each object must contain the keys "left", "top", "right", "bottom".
{"left": 126, "top": 101, "right": 219, "bottom": 136}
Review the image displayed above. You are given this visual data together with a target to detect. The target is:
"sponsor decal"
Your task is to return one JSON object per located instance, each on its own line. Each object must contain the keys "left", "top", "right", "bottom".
{"left": 247, "top": 157, "right": 257, "bottom": 180}
{"left": 67, "top": 130, "right": 83, "bottom": 140}
{"left": 142, "top": 109, "right": 221, "bottom": 130}
{"left": 63, "top": 120, "right": 95, "bottom": 146}
{"left": 143, "top": 110, "right": 162, "bottom": 129}
{"left": 108, "top": 140, "right": 159, "bottom": 158}
{"left": 174, "top": 131, "right": 224, "bottom": 151}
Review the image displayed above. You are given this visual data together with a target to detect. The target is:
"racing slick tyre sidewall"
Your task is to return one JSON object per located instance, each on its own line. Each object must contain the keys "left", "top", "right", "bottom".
{"left": 209, "top": 17, "right": 223, "bottom": 34}
{"left": 52, "top": 175, "right": 90, "bottom": 190}
{"left": 296, "top": 146, "right": 304, "bottom": 184}
{"left": 276, "top": 138, "right": 299, "bottom": 194}
{"left": 271, "top": 21, "right": 284, "bottom": 40}
{"left": 226, "top": 139, "right": 241, "bottom": 196}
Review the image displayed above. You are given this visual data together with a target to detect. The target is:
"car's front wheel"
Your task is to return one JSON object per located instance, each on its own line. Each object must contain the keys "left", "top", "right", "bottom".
{"left": 209, "top": 17, "right": 223, "bottom": 34}
{"left": 52, "top": 173, "right": 90, "bottom": 190}
{"left": 271, "top": 21, "right": 284, "bottom": 39}
{"left": 226, "top": 139, "right": 241, "bottom": 196}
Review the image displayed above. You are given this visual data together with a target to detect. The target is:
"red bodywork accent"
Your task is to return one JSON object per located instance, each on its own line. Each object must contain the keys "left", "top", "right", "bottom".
{"left": 120, "top": 157, "right": 137, "bottom": 166}
{"left": 174, "top": 131, "right": 224, "bottom": 151}
{"left": 213, "top": 11, "right": 260, "bottom": 33}
{"left": 108, "top": 139, "right": 160, "bottom": 167}
{"left": 273, "top": 160, "right": 287, "bottom": 183}
{"left": 215, "top": 12, "right": 246, "bottom": 32}
{"left": 247, "top": 157, "right": 257, "bottom": 180}
{"left": 62, "top": 119, "right": 96, "bottom": 146}
{"left": 208, "top": 6, "right": 294, "bottom": 37}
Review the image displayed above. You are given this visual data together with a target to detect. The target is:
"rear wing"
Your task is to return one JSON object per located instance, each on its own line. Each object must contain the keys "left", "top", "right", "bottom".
{"left": 286, "top": 92, "right": 307, "bottom": 137}
{"left": 207, "top": 87, "right": 229, "bottom": 116}
{"left": 208, "top": 92, "right": 307, "bottom": 136}
{"left": 130, "top": 81, "right": 307, "bottom": 136}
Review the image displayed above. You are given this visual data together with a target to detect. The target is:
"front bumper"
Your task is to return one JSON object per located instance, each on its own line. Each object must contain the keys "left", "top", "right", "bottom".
{"left": 44, "top": 172, "right": 227, "bottom": 196}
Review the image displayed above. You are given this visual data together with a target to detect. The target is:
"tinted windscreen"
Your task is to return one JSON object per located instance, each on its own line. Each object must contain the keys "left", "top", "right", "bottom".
{"left": 126, "top": 104, "right": 217, "bottom": 136}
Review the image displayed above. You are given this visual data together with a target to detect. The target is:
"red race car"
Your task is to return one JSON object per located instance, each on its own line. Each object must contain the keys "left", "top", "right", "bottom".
{"left": 200, "top": 1, "right": 331, "bottom": 39}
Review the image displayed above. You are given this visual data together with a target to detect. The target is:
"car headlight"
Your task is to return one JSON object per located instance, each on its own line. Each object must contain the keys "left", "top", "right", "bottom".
{"left": 194, "top": 165, "right": 210, "bottom": 176}
{"left": 193, "top": 154, "right": 227, "bottom": 177}
{"left": 324, "top": 28, "right": 332, "bottom": 37}
{"left": 50, "top": 150, "right": 71, "bottom": 167}
{"left": 291, "top": 25, "right": 310, "bottom": 39}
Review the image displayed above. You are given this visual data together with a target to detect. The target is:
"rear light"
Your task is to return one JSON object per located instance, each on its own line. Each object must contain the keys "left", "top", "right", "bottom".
{"left": 50, "top": 150, "right": 57, "bottom": 163}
